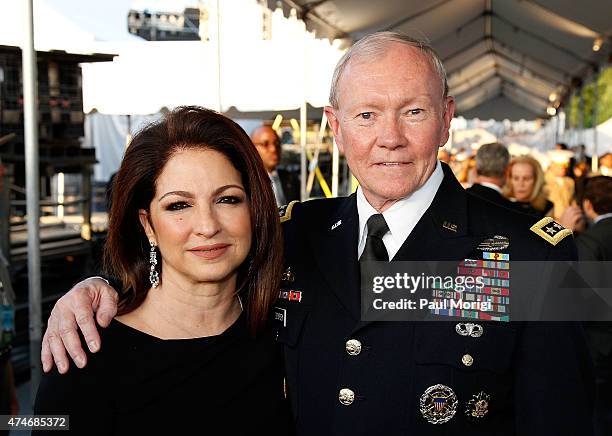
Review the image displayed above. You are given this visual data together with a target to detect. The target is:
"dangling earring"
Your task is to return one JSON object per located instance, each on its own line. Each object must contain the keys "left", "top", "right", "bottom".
{"left": 149, "top": 241, "right": 160, "bottom": 288}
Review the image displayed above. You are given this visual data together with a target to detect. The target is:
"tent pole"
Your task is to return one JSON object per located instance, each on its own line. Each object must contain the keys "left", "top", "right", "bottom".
{"left": 592, "top": 69, "right": 599, "bottom": 172}
{"left": 22, "top": 0, "right": 42, "bottom": 401}
{"left": 300, "top": 101, "right": 307, "bottom": 201}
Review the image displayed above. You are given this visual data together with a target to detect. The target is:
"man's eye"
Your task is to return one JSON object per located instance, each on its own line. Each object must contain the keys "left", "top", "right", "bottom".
{"left": 217, "top": 195, "right": 243, "bottom": 205}
{"left": 358, "top": 112, "right": 373, "bottom": 120}
{"left": 166, "top": 201, "right": 191, "bottom": 211}
{"left": 408, "top": 108, "right": 423, "bottom": 116}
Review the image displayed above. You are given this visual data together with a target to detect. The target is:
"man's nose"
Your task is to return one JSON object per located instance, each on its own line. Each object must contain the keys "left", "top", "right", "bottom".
{"left": 378, "top": 116, "right": 405, "bottom": 150}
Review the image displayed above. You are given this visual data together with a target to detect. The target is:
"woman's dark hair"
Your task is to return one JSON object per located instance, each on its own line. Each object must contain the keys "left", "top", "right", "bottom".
{"left": 104, "top": 106, "right": 283, "bottom": 333}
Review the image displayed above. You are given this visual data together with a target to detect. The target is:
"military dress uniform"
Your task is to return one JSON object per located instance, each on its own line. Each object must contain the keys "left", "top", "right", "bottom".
{"left": 274, "top": 163, "right": 593, "bottom": 436}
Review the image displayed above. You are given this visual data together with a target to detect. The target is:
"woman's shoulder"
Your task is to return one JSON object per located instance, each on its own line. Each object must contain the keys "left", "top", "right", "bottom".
{"left": 36, "top": 320, "right": 127, "bottom": 392}
{"left": 32, "top": 323, "right": 126, "bottom": 430}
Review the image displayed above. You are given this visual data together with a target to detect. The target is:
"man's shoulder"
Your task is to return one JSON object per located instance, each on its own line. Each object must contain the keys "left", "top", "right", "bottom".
{"left": 576, "top": 218, "right": 612, "bottom": 256}
{"left": 279, "top": 196, "right": 351, "bottom": 224}
{"left": 465, "top": 193, "right": 575, "bottom": 257}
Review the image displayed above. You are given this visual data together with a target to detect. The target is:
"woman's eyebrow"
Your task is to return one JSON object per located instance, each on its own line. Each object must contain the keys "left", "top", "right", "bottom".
{"left": 212, "top": 184, "right": 246, "bottom": 196}
{"left": 158, "top": 190, "right": 194, "bottom": 201}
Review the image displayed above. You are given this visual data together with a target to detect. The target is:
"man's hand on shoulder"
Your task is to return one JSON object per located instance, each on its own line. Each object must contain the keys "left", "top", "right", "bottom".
{"left": 41, "top": 277, "right": 120, "bottom": 374}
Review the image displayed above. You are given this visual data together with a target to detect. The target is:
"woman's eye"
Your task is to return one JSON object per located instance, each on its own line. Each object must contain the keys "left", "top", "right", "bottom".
{"left": 166, "top": 201, "right": 191, "bottom": 211}
{"left": 217, "top": 195, "right": 243, "bottom": 205}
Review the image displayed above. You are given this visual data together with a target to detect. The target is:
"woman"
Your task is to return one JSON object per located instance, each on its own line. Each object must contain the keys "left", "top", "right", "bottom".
{"left": 34, "top": 107, "right": 291, "bottom": 435}
{"left": 504, "top": 155, "right": 553, "bottom": 219}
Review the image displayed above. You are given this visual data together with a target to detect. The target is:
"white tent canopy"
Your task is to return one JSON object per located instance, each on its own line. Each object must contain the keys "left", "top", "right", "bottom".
{"left": 284, "top": 0, "right": 611, "bottom": 121}
{"left": 0, "top": 0, "right": 344, "bottom": 115}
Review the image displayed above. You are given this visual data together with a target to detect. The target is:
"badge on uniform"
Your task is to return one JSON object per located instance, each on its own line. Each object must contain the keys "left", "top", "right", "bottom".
{"left": 477, "top": 235, "right": 509, "bottom": 251}
{"left": 420, "top": 384, "right": 458, "bottom": 424}
{"left": 278, "top": 290, "right": 303, "bottom": 302}
{"left": 281, "top": 267, "right": 295, "bottom": 283}
{"left": 273, "top": 306, "right": 287, "bottom": 327}
{"left": 455, "top": 322, "right": 484, "bottom": 338}
{"left": 442, "top": 221, "right": 458, "bottom": 232}
{"left": 530, "top": 217, "right": 572, "bottom": 246}
{"left": 465, "top": 391, "right": 491, "bottom": 421}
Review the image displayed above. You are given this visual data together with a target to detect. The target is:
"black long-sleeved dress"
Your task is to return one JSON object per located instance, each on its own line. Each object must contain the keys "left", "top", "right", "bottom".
{"left": 34, "top": 315, "right": 293, "bottom": 435}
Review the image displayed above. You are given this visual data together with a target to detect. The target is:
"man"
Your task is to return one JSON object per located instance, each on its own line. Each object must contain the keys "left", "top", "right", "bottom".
{"left": 576, "top": 176, "right": 612, "bottom": 261}
{"left": 41, "top": 32, "right": 593, "bottom": 435}
{"left": 576, "top": 176, "right": 612, "bottom": 436}
{"left": 465, "top": 142, "right": 517, "bottom": 211}
{"left": 251, "top": 125, "right": 299, "bottom": 206}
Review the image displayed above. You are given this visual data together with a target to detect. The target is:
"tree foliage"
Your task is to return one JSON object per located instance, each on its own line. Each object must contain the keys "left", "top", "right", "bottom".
{"left": 566, "top": 66, "right": 612, "bottom": 129}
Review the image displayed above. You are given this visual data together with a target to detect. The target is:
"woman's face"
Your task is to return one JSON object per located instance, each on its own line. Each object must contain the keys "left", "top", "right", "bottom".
{"left": 140, "top": 149, "right": 252, "bottom": 288}
{"left": 510, "top": 162, "right": 536, "bottom": 202}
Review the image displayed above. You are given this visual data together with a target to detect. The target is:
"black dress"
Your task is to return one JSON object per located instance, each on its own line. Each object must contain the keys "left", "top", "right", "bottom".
{"left": 513, "top": 199, "right": 554, "bottom": 219}
{"left": 34, "top": 315, "right": 293, "bottom": 435}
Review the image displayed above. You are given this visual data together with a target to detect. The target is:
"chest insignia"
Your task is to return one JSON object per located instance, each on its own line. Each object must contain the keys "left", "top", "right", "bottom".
{"left": 420, "top": 384, "right": 458, "bottom": 424}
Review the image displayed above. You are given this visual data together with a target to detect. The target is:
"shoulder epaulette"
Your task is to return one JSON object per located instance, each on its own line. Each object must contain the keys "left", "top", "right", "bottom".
{"left": 529, "top": 217, "right": 572, "bottom": 246}
{"left": 279, "top": 200, "right": 299, "bottom": 223}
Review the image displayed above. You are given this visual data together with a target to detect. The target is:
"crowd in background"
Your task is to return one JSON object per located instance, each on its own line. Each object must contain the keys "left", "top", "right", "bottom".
{"left": 440, "top": 143, "right": 612, "bottom": 261}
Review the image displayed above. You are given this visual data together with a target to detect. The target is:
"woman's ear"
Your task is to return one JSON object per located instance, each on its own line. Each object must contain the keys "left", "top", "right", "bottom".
{"left": 139, "top": 209, "right": 155, "bottom": 243}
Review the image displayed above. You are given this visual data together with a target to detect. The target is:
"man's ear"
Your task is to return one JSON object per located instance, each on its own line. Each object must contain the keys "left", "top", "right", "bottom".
{"left": 325, "top": 106, "right": 345, "bottom": 154}
{"left": 439, "top": 96, "right": 456, "bottom": 146}
{"left": 582, "top": 198, "right": 593, "bottom": 215}
{"left": 139, "top": 209, "right": 155, "bottom": 243}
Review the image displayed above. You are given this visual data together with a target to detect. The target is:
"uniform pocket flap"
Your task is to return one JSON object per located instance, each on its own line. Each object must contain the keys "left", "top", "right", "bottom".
{"left": 414, "top": 323, "right": 518, "bottom": 373}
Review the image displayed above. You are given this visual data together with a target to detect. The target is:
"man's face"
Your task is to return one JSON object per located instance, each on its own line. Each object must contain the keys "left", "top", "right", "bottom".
{"left": 325, "top": 43, "right": 455, "bottom": 211}
{"left": 251, "top": 126, "right": 281, "bottom": 173}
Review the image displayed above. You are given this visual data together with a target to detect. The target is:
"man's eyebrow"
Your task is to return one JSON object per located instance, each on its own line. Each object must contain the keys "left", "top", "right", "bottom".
{"left": 158, "top": 191, "right": 194, "bottom": 201}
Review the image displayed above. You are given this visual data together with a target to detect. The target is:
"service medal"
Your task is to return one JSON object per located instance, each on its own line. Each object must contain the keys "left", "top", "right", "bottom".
{"left": 419, "top": 384, "right": 458, "bottom": 424}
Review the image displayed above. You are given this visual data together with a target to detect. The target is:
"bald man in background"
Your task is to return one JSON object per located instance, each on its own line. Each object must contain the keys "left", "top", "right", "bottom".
{"left": 251, "top": 125, "right": 300, "bottom": 206}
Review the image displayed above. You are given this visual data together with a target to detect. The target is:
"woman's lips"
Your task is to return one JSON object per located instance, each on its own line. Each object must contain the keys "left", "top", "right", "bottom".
{"left": 188, "top": 244, "right": 230, "bottom": 260}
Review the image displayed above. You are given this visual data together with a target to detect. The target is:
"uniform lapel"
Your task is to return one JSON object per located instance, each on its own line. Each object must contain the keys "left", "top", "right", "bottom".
{"left": 309, "top": 194, "right": 361, "bottom": 320}
{"left": 393, "top": 163, "right": 485, "bottom": 261}
{"left": 352, "top": 164, "right": 488, "bottom": 334}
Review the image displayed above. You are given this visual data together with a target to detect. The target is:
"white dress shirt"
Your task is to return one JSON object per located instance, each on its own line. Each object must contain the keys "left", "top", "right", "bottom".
{"left": 478, "top": 181, "right": 503, "bottom": 194}
{"left": 357, "top": 160, "right": 444, "bottom": 260}
{"left": 594, "top": 212, "right": 612, "bottom": 225}
{"left": 269, "top": 170, "right": 286, "bottom": 207}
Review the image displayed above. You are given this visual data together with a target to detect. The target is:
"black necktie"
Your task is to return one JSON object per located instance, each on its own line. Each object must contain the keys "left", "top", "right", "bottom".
{"left": 360, "top": 214, "right": 390, "bottom": 261}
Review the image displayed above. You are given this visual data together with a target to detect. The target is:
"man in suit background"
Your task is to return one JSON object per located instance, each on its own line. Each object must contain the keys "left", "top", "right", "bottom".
{"left": 576, "top": 175, "right": 612, "bottom": 436}
{"left": 577, "top": 176, "right": 612, "bottom": 261}
{"left": 251, "top": 125, "right": 300, "bottom": 206}
{"left": 466, "top": 142, "right": 517, "bottom": 211}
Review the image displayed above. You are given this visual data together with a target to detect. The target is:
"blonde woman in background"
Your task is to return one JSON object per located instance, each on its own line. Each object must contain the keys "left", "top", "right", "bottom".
{"left": 505, "top": 155, "right": 553, "bottom": 219}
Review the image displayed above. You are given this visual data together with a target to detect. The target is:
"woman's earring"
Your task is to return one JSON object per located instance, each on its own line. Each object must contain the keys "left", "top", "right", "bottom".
{"left": 149, "top": 241, "right": 160, "bottom": 288}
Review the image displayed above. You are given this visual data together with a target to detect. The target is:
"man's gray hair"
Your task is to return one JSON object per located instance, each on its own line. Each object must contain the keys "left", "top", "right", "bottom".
{"left": 475, "top": 142, "right": 510, "bottom": 179}
{"left": 329, "top": 31, "right": 448, "bottom": 108}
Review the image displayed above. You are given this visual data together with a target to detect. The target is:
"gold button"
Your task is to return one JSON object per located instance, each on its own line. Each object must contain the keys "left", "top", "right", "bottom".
{"left": 462, "top": 354, "right": 474, "bottom": 367}
{"left": 346, "top": 339, "right": 362, "bottom": 356}
{"left": 339, "top": 388, "right": 355, "bottom": 405}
